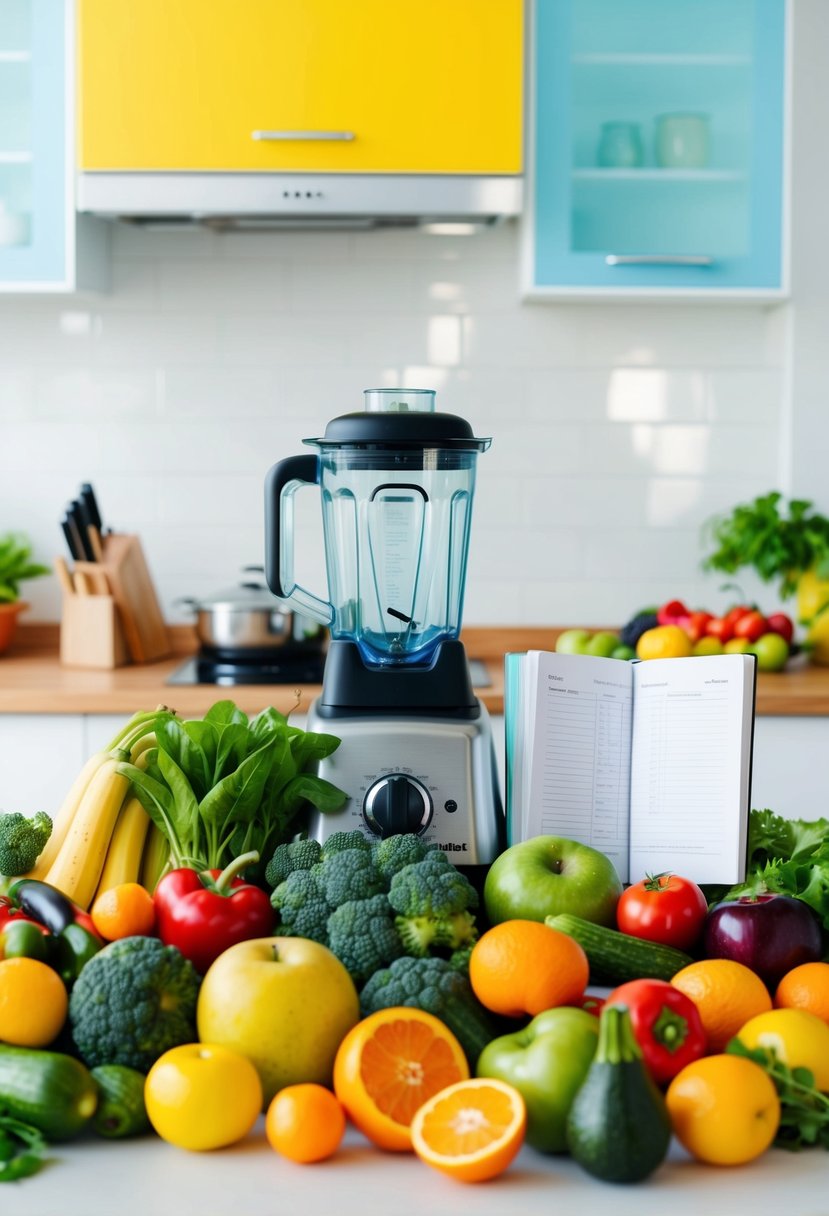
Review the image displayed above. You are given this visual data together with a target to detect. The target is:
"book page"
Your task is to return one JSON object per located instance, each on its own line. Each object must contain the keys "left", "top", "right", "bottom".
{"left": 523, "top": 651, "right": 634, "bottom": 881}
{"left": 629, "top": 654, "right": 754, "bottom": 885}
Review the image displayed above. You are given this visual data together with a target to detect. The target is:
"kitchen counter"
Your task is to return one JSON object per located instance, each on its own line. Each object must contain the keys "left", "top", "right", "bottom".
{"left": 18, "top": 1121, "right": 829, "bottom": 1216}
{"left": 2, "top": 626, "right": 829, "bottom": 716}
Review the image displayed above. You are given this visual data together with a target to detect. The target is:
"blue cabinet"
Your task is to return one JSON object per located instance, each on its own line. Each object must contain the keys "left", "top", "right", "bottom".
{"left": 525, "top": 0, "right": 788, "bottom": 298}
{"left": 0, "top": 0, "right": 106, "bottom": 292}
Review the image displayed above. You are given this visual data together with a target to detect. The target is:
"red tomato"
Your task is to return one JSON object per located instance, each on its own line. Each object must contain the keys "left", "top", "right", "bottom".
{"left": 705, "top": 616, "right": 734, "bottom": 643}
{"left": 732, "top": 610, "right": 767, "bottom": 642}
{"left": 605, "top": 980, "right": 707, "bottom": 1086}
{"left": 656, "top": 599, "right": 688, "bottom": 626}
{"left": 681, "top": 611, "right": 713, "bottom": 643}
{"left": 616, "top": 872, "right": 708, "bottom": 951}
{"left": 765, "top": 612, "right": 794, "bottom": 644}
{"left": 723, "top": 604, "right": 753, "bottom": 629}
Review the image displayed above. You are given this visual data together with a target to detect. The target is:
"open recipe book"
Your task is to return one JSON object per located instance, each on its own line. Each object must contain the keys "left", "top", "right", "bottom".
{"left": 505, "top": 650, "right": 757, "bottom": 885}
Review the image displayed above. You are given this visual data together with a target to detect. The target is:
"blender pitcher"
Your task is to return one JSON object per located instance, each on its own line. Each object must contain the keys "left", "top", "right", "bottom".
{"left": 265, "top": 389, "right": 491, "bottom": 669}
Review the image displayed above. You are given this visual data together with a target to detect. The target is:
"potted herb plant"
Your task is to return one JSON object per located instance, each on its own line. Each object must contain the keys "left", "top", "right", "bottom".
{"left": 702, "top": 492, "right": 829, "bottom": 664}
{"left": 0, "top": 533, "right": 50, "bottom": 654}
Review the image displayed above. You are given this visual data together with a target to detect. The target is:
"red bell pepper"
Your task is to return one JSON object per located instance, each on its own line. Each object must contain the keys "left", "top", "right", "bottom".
{"left": 0, "top": 897, "right": 48, "bottom": 934}
{"left": 154, "top": 851, "right": 273, "bottom": 974}
{"left": 604, "top": 979, "right": 707, "bottom": 1087}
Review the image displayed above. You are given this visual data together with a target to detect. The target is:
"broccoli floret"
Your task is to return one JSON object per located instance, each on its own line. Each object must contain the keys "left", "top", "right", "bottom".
{"left": 371, "top": 834, "right": 435, "bottom": 887}
{"left": 320, "top": 830, "right": 372, "bottom": 860}
{"left": 326, "top": 894, "right": 404, "bottom": 984}
{"left": 314, "top": 848, "right": 385, "bottom": 908}
{"left": 270, "top": 869, "right": 331, "bottom": 944}
{"left": 360, "top": 955, "right": 496, "bottom": 1066}
{"left": 447, "top": 944, "right": 474, "bottom": 975}
{"left": 387, "top": 855, "right": 479, "bottom": 956}
{"left": 0, "top": 812, "right": 52, "bottom": 876}
{"left": 265, "top": 838, "right": 322, "bottom": 888}
{"left": 68, "top": 936, "right": 199, "bottom": 1072}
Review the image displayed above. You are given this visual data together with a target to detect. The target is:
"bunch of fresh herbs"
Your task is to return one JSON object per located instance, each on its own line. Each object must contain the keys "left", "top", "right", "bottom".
{"left": 0, "top": 534, "right": 49, "bottom": 603}
{"left": 727, "top": 1038, "right": 829, "bottom": 1151}
{"left": 117, "top": 700, "right": 346, "bottom": 875}
{"left": 702, "top": 491, "right": 829, "bottom": 600}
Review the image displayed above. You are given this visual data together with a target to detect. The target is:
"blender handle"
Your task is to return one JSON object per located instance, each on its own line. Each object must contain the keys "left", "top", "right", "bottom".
{"left": 264, "top": 455, "right": 334, "bottom": 626}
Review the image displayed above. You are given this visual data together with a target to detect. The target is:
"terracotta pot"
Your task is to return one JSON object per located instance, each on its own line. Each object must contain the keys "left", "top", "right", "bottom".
{"left": 0, "top": 601, "right": 28, "bottom": 655}
{"left": 796, "top": 570, "right": 829, "bottom": 666}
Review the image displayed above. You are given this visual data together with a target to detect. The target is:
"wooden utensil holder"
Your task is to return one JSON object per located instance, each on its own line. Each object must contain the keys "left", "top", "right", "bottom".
{"left": 60, "top": 592, "right": 130, "bottom": 669}
{"left": 72, "top": 533, "right": 170, "bottom": 663}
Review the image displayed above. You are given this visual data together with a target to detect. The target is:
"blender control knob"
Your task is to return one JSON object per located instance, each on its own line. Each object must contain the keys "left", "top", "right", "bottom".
{"left": 363, "top": 775, "right": 432, "bottom": 838}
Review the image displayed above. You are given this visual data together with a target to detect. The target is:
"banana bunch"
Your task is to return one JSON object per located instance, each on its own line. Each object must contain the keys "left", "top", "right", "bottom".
{"left": 25, "top": 710, "right": 172, "bottom": 910}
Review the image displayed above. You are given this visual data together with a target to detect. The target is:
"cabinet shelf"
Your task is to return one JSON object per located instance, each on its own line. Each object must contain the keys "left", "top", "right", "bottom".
{"left": 572, "top": 168, "right": 745, "bottom": 182}
{"left": 571, "top": 53, "right": 752, "bottom": 67}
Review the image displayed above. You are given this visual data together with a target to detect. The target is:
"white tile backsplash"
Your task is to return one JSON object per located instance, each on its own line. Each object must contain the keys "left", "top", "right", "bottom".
{"left": 0, "top": 220, "right": 788, "bottom": 628}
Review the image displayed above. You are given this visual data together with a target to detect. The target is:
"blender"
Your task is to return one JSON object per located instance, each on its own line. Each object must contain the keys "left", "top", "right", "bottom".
{"left": 264, "top": 388, "right": 504, "bottom": 864}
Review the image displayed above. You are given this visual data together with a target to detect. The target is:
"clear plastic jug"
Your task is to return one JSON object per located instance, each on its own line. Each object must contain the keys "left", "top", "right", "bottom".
{"left": 265, "top": 389, "right": 490, "bottom": 668}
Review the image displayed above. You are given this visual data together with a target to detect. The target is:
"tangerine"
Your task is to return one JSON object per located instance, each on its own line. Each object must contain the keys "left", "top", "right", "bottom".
{"left": 469, "top": 920, "right": 588, "bottom": 1018}
{"left": 671, "top": 958, "right": 772, "bottom": 1053}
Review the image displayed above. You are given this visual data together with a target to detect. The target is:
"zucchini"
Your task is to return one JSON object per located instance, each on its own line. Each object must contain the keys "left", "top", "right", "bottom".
{"left": 0, "top": 1046, "right": 97, "bottom": 1141}
{"left": 545, "top": 913, "right": 693, "bottom": 985}
{"left": 90, "top": 1065, "right": 150, "bottom": 1139}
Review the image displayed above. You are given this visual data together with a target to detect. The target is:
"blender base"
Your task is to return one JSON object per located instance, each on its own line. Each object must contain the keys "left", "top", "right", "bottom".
{"left": 302, "top": 697, "right": 505, "bottom": 866}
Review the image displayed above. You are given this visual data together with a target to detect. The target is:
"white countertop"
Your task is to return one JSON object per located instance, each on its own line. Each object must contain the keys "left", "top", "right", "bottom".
{"left": 19, "top": 1121, "right": 828, "bottom": 1216}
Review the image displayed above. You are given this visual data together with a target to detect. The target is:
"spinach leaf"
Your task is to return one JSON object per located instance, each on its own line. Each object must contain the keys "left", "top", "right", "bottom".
{"left": 156, "top": 718, "right": 211, "bottom": 800}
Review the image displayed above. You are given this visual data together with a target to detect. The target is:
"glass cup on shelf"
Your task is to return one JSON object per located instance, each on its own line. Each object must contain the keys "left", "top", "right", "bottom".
{"left": 596, "top": 122, "right": 644, "bottom": 169}
{"left": 654, "top": 114, "right": 710, "bottom": 169}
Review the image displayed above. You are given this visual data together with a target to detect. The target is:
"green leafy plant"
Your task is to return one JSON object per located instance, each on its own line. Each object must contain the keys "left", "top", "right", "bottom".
{"left": 702, "top": 492, "right": 829, "bottom": 600}
{"left": 0, "top": 534, "right": 49, "bottom": 604}
{"left": 726, "top": 1038, "right": 829, "bottom": 1150}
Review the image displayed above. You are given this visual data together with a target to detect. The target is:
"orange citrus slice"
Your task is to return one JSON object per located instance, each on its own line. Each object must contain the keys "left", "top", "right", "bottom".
{"left": 333, "top": 1007, "right": 469, "bottom": 1152}
{"left": 410, "top": 1078, "right": 527, "bottom": 1183}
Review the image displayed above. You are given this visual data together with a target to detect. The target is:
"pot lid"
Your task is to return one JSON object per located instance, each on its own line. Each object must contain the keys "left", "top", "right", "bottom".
{"left": 184, "top": 570, "right": 290, "bottom": 613}
{"left": 303, "top": 387, "right": 491, "bottom": 451}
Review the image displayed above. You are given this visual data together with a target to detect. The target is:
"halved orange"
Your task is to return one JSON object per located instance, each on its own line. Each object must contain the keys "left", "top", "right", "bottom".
{"left": 333, "top": 1008, "right": 469, "bottom": 1152}
{"left": 411, "top": 1078, "right": 527, "bottom": 1183}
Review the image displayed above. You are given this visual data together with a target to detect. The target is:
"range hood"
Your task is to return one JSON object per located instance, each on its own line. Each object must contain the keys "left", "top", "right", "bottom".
{"left": 76, "top": 172, "right": 523, "bottom": 229}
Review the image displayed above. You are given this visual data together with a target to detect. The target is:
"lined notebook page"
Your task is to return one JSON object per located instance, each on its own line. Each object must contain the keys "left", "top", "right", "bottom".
{"left": 629, "top": 653, "right": 753, "bottom": 884}
{"left": 523, "top": 651, "right": 634, "bottom": 881}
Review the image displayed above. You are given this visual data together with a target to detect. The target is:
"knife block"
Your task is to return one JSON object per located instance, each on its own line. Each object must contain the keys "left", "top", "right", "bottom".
{"left": 72, "top": 533, "right": 170, "bottom": 663}
{"left": 60, "top": 593, "right": 130, "bottom": 669}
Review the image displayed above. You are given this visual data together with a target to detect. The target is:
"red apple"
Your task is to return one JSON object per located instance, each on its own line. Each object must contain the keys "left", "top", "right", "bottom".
{"left": 657, "top": 600, "right": 688, "bottom": 627}
{"left": 765, "top": 612, "right": 794, "bottom": 643}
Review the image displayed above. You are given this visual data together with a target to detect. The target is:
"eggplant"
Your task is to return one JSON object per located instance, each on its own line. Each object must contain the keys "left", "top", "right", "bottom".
{"left": 7, "top": 880, "right": 76, "bottom": 936}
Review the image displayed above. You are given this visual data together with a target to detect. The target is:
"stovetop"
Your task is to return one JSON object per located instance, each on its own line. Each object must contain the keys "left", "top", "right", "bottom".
{"left": 166, "top": 653, "right": 491, "bottom": 689}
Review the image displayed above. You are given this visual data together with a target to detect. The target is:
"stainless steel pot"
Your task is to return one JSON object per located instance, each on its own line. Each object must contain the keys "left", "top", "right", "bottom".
{"left": 178, "top": 567, "right": 326, "bottom": 653}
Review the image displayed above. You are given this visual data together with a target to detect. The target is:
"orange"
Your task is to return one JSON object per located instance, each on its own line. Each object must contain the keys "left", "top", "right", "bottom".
{"left": 410, "top": 1078, "right": 526, "bottom": 1183}
{"left": 736, "top": 1008, "right": 829, "bottom": 1090}
{"left": 636, "top": 625, "right": 693, "bottom": 661}
{"left": 469, "top": 920, "right": 588, "bottom": 1018}
{"left": 775, "top": 961, "right": 829, "bottom": 1025}
{"left": 666, "top": 1054, "right": 780, "bottom": 1165}
{"left": 333, "top": 1008, "right": 469, "bottom": 1152}
{"left": 266, "top": 1083, "right": 346, "bottom": 1164}
{"left": 91, "top": 882, "right": 156, "bottom": 941}
{"left": 671, "top": 959, "right": 772, "bottom": 1053}
{"left": 0, "top": 956, "right": 68, "bottom": 1047}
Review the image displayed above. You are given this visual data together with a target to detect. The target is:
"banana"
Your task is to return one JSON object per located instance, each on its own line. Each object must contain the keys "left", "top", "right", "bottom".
{"left": 25, "top": 750, "right": 112, "bottom": 880}
{"left": 43, "top": 758, "right": 131, "bottom": 909}
{"left": 140, "top": 823, "right": 171, "bottom": 895}
{"left": 94, "top": 795, "right": 152, "bottom": 898}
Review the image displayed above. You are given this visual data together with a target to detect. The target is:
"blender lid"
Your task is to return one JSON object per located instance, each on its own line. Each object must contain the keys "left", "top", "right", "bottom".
{"left": 304, "top": 388, "right": 491, "bottom": 451}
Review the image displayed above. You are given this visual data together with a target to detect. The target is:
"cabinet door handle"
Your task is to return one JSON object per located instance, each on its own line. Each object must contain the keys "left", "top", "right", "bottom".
{"left": 605, "top": 254, "right": 714, "bottom": 267}
{"left": 252, "top": 129, "right": 356, "bottom": 142}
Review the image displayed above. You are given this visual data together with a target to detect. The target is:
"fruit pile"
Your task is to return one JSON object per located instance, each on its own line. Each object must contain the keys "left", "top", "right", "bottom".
{"left": 1, "top": 717, "right": 829, "bottom": 1188}
{"left": 613, "top": 600, "right": 795, "bottom": 669}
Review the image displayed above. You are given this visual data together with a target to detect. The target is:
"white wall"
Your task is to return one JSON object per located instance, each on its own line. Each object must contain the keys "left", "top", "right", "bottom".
{"left": 0, "top": 217, "right": 790, "bottom": 630}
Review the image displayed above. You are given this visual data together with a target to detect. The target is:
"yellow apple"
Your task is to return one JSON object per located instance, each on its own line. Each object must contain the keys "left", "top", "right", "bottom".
{"left": 196, "top": 937, "right": 360, "bottom": 1105}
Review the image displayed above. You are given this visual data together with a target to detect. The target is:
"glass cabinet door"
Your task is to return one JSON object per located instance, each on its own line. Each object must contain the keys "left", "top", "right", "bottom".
{"left": 0, "top": 0, "right": 66, "bottom": 286}
{"left": 528, "top": 0, "right": 787, "bottom": 295}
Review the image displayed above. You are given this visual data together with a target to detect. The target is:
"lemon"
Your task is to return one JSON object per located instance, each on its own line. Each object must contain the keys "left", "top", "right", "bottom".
{"left": 635, "top": 625, "right": 692, "bottom": 661}
{"left": 736, "top": 1008, "right": 829, "bottom": 1090}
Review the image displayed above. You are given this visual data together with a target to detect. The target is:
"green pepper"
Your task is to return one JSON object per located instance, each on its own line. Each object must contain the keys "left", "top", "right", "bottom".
{"left": 0, "top": 920, "right": 48, "bottom": 962}
{"left": 51, "top": 923, "right": 102, "bottom": 985}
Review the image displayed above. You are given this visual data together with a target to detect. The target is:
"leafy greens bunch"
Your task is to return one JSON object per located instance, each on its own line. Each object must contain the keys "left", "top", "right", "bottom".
{"left": 716, "top": 808, "right": 829, "bottom": 933}
{"left": 117, "top": 700, "right": 346, "bottom": 873}
{"left": 727, "top": 1038, "right": 829, "bottom": 1151}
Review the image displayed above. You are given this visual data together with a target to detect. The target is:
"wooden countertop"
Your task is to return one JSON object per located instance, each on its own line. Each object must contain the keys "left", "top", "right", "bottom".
{"left": 1, "top": 625, "right": 828, "bottom": 716}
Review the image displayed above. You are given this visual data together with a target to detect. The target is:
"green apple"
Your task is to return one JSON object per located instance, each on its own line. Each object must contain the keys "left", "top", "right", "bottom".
{"left": 610, "top": 643, "right": 635, "bottom": 661}
{"left": 724, "top": 637, "right": 751, "bottom": 654}
{"left": 197, "top": 936, "right": 360, "bottom": 1105}
{"left": 750, "top": 631, "right": 790, "bottom": 671}
{"left": 555, "top": 629, "right": 591, "bottom": 655}
{"left": 585, "top": 631, "right": 620, "bottom": 658}
{"left": 476, "top": 1007, "right": 599, "bottom": 1152}
{"left": 693, "top": 636, "right": 724, "bottom": 656}
{"left": 484, "top": 835, "right": 623, "bottom": 928}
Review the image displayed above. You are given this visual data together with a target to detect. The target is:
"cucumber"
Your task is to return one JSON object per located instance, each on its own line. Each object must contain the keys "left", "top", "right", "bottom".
{"left": 0, "top": 1046, "right": 97, "bottom": 1141}
{"left": 545, "top": 913, "right": 694, "bottom": 985}
{"left": 90, "top": 1065, "right": 150, "bottom": 1139}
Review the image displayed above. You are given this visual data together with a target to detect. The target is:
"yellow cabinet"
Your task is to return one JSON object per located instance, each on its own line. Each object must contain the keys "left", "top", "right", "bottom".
{"left": 78, "top": 0, "right": 522, "bottom": 174}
